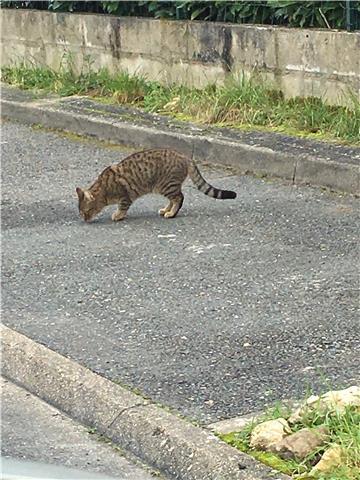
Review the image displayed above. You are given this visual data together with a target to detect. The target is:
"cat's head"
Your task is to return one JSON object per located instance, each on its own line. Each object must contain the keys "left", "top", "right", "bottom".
{"left": 76, "top": 187, "right": 102, "bottom": 222}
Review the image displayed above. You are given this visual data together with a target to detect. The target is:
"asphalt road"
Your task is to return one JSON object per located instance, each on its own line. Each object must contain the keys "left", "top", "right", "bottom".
{"left": 1, "top": 378, "right": 159, "bottom": 479}
{"left": 2, "top": 120, "right": 359, "bottom": 424}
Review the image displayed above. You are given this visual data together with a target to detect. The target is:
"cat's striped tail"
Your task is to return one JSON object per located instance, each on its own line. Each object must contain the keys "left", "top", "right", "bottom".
{"left": 188, "top": 161, "right": 236, "bottom": 200}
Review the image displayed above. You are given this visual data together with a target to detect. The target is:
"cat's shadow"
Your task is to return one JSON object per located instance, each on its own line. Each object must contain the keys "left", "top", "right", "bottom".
{"left": 91, "top": 207, "right": 232, "bottom": 226}
{"left": 2, "top": 197, "right": 235, "bottom": 230}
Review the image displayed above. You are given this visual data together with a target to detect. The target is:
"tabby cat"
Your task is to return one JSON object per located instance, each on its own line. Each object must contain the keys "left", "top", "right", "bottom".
{"left": 76, "top": 149, "right": 236, "bottom": 222}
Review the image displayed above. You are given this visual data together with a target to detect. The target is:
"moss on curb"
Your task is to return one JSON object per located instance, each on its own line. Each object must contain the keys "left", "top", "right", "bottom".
{"left": 219, "top": 403, "right": 360, "bottom": 480}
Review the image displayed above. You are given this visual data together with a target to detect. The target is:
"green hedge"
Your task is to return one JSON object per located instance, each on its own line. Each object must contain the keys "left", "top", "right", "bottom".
{"left": 2, "top": 1, "right": 359, "bottom": 30}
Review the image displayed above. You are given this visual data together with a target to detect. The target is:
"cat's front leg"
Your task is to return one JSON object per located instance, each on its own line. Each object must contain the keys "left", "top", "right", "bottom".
{"left": 111, "top": 198, "right": 132, "bottom": 222}
{"left": 111, "top": 209, "right": 127, "bottom": 221}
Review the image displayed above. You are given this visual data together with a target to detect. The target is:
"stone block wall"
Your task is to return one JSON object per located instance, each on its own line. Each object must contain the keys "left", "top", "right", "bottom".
{"left": 1, "top": 9, "right": 359, "bottom": 105}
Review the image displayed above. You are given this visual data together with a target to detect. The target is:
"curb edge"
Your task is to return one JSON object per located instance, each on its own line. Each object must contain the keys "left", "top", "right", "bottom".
{"left": 2, "top": 325, "right": 289, "bottom": 480}
{"left": 1, "top": 97, "right": 358, "bottom": 196}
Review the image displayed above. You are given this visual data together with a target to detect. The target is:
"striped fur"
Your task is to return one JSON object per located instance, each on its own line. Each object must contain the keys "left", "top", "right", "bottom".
{"left": 76, "top": 149, "right": 236, "bottom": 222}
{"left": 188, "top": 161, "right": 236, "bottom": 200}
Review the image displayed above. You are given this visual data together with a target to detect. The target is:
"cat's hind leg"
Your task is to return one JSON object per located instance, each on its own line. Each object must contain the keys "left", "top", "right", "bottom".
{"left": 163, "top": 192, "right": 184, "bottom": 219}
{"left": 159, "top": 202, "right": 172, "bottom": 216}
{"left": 158, "top": 179, "right": 185, "bottom": 218}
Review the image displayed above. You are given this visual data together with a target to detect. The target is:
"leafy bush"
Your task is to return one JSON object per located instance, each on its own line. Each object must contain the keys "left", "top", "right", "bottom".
{"left": 2, "top": 1, "right": 359, "bottom": 30}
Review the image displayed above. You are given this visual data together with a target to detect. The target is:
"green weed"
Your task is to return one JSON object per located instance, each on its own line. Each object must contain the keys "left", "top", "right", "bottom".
{"left": 2, "top": 62, "right": 359, "bottom": 144}
{"left": 220, "top": 403, "right": 360, "bottom": 479}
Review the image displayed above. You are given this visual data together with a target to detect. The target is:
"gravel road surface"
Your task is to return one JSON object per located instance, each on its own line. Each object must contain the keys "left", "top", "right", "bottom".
{"left": 2, "top": 120, "right": 359, "bottom": 424}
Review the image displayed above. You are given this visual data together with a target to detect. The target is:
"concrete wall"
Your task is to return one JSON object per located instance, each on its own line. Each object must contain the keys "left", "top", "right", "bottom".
{"left": 1, "top": 9, "right": 359, "bottom": 106}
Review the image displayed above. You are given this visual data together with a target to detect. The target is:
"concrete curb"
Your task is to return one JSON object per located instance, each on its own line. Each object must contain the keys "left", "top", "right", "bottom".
{"left": 1, "top": 325, "right": 289, "bottom": 480}
{"left": 1, "top": 93, "right": 359, "bottom": 195}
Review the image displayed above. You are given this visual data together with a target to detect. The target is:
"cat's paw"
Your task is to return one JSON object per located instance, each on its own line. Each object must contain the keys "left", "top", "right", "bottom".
{"left": 159, "top": 208, "right": 167, "bottom": 216}
{"left": 111, "top": 211, "right": 126, "bottom": 221}
{"left": 164, "top": 211, "right": 175, "bottom": 219}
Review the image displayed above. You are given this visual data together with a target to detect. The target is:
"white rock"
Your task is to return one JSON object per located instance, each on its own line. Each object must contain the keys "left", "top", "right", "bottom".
{"left": 310, "top": 444, "right": 343, "bottom": 474}
{"left": 289, "top": 386, "right": 360, "bottom": 424}
{"left": 322, "top": 385, "right": 360, "bottom": 410}
{"left": 249, "top": 418, "right": 291, "bottom": 450}
{"left": 288, "top": 396, "right": 320, "bottom": 424}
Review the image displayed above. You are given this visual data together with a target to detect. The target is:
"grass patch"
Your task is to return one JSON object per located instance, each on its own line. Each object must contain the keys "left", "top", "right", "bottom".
{"left": 220, "top": 404, "right": 360, "bottom": 479}
{"left": 2, "top": 60, "right": 359, "bottom": 144}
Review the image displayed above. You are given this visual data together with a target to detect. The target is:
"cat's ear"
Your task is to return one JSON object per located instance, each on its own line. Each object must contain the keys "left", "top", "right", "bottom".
{"left": 76, "top": 187, "right": 84, "bottom": 200}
